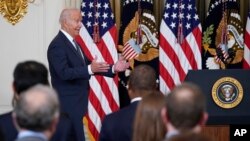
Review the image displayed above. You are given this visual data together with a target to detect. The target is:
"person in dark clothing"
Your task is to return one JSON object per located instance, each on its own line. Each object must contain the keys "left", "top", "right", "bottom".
{"left": 0, "top": 60, "right": 76, "bottom": 141}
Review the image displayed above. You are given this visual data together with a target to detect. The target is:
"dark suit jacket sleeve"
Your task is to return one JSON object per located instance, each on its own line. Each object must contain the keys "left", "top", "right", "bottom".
{"left": 48, "top": 42, "right": 90, "bottom": 80}
{"left": 94, "top": 64, "right": 115, "bottom": 78}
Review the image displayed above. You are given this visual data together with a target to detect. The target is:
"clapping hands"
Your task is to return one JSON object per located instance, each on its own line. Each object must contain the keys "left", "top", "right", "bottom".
{"left": 114, "top": 56, "right": 130, "bottom": 72}
{"left": 90, "top": 56, "right": 110, "bottom": 73}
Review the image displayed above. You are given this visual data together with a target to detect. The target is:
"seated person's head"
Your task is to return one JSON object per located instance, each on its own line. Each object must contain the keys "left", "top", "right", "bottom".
{"left": 13, "top": 85, "right": 59, "bottom": 139}
{"left": 132, "top": 92, "right": 166, "bottom": 141}
{"left": 162, "top": 82, "right": 208, "bottom": 133}
{"left": 128, "top": 64, "right": 157, "bottom": 98}
{"left": 12, "top": 60, "right": 49, "bottom": 106}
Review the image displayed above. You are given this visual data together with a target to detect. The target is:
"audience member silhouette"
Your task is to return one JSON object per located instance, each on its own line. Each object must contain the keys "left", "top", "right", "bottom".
{"left": 161, "top": 82, "right": 208, "bottom": 139}
{"left": 0, "top": 60, "right": 75, "bottom": 141}
{"left": 99, "top": 64, "right": 157, "bottom": 141}
{"left": 0, "top": 61, "right": 49, "bottom": 141}
{"left": 132, "top": 92, "right": 166, "bottom": 141}
{"left": 13, "top": 85, "right": 59, "bottom": 141}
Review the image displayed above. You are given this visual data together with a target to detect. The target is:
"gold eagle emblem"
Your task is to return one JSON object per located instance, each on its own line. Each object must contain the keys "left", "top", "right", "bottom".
{"left": 119, "top": 10, "right": 159, "bottom": 68}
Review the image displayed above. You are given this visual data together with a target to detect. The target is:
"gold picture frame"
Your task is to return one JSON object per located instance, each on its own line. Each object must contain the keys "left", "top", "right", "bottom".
{"left": 0, "top": 0, "right": 28, "bottom": 25}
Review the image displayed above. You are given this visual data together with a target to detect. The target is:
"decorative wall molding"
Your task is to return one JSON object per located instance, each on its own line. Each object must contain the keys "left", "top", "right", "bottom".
{"left": 65, "top": 0, "right": 81, "bottom": 8}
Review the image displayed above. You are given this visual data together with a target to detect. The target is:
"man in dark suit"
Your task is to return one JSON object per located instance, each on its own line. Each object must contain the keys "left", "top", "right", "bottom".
{"left": 47, "top": 8, "right": 128, "bottom": 141}
{"left": 99, "top": 64, "right": 157, "bottom": 141}
{"left": 13, "top": 85, "right": 60, "bottom": 141}
{"left": 0, "top": 60, "right": 75, "bottom": 141}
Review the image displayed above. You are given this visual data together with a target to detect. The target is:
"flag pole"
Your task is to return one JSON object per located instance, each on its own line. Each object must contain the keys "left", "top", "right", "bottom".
{"left": 93, "top": 0, "right": 100, "bottom": 43}
{"left": 136, "top": 0, "right": 142, "bottom": 45}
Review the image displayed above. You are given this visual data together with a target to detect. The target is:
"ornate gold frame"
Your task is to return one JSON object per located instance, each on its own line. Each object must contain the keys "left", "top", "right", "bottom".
{"left": 0, "top": 0, "right": 28, "bottom": 25}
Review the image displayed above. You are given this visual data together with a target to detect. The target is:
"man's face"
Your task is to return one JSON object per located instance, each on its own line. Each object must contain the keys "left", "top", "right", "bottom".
{"left": 64, "top": 11, "right": 82, "bottom": 38}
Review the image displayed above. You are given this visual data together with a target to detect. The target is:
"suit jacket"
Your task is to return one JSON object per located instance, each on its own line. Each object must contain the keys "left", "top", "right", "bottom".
{"left": 0, "top": 112, "right": 75, "bottom": 141}
{"left": 0, "top": 112, "right": 17, "bottom": 141}
{"left": 99, "top": 101, "right": 139, "bottom": 141}
{"left": 50, "top": 113, "right": 76, "bottom": 141}
{"left": 47, "top": 31, "right": 114, "bottom": 141}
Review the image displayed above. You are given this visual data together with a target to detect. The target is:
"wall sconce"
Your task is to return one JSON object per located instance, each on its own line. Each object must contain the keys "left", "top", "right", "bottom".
{"left": 0, "top": 0, "right": 35, "bottom": 25}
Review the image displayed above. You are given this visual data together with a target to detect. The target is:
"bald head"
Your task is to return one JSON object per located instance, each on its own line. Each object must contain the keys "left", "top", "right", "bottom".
{"left": 14, "top": 84, "right": 59, "bottom": 131}
{"left": 165, "top": 82, "right": 206, "bottom": 130}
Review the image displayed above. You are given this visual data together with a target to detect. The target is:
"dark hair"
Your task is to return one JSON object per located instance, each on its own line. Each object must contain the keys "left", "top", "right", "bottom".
{"left": 128, "top": 64, "right": 156, "bottom": 94}
{"left": 166, "top": 82, "right": 206, "bottom": 130}
{"left": 13, "top": 60, "right": 49, "bottom": 94}
{"left": 132, "top": 91, "right": 166, "bottom": 141}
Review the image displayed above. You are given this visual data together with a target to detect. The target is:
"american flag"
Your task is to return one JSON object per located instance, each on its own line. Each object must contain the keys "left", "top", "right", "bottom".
{"left": 202, "top": 0, "right": 243, "bottom": 69}
{"left": 76, "top": 0, "right": 119, "bottom": 140}
{"left": 243, "top": 12, "right": 250, "bottom": 69}
{"left": 159, "top": 0, "right": 202, "bottom": 94}
{"left": 122, "top": 39, "right": 141, "bottom": 60}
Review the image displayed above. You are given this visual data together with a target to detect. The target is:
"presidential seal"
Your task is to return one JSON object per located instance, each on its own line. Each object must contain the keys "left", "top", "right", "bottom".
{"left": 212, "top": 77, "right": 243, "bottom": 109}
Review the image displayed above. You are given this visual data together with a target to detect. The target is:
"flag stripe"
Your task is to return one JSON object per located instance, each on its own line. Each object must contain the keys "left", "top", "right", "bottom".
{"left": 77, "top": 35, "right": 119, "bottom": 113}
{"left": 160, "top": 24, "right": 186, "bottom": 81}
{"left": 77, "top": 36, "right": 119, "bottom": 113}
{"left": 88, "top": 87, "right": 107, "bottom": 118}
{"left": 159, "top": 42, "right": 181, "bottom": 86}
{"left": 244, "top": 16, "right": 250, "bottom": 69}
{"left": 99, "top": 27, "right": 118, "bottom": 63}
{"left": 159, "top": 0, "right": 202, "bottom": 94}
{"left": 160, "top": 23, "right": 191, "bottom": 75}
{"left": 183, "top": 26, "right": 202, "bottom": 70}
{"left": 94, "top": 76, "right": 119, "bottom": 111}
{"left": 78, "top": 27, "right": 119, "bottom": 110}
{"left": 78, "top": 1, "right": 119, "bottom": 140}
{"left": 159, "top": 76, "right": 170, "bottom": 94}
{"left": 86, "top": 113, "right": 99, "bottom": 139}
{"left": 159, "top": 61, "right": 176, "bottom": 93}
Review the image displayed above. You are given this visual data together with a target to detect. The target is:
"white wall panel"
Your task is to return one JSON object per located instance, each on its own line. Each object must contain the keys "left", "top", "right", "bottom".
{"left": 0, "top": 0, "right": 64, "bottom": 114}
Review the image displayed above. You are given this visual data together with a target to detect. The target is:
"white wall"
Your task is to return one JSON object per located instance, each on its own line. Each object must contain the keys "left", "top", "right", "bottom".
{"left": 0, "top": 0, "right": 82, "bottom": 114}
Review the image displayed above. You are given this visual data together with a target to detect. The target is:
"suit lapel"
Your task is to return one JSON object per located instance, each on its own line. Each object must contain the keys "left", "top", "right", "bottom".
{"left": 59, "top": 31, "right": 86, "bottom": 65}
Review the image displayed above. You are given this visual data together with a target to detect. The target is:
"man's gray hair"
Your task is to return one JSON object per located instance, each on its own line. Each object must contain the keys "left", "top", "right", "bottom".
{"left": 59, "top": 8, "right": 79, "bottom": 24}
{"left": 14, "top": 84, "right": 59, "bottom": 131}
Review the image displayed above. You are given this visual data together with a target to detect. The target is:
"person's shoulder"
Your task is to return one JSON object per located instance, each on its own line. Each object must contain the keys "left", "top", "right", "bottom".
{"left": 104, "top": 103, "right": 138, "bottom": 122}
{"left": 118, "top": 101, "right": 139, "bottom": 115}
{"left": 48, "top": 31, "right": 65, "bottom": 47}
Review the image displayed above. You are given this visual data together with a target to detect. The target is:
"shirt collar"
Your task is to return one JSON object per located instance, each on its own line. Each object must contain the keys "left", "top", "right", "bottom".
{"left": 18, "top": 130, "right": 47, "bottom": 140}
{"left": 60, "top": 29, "right": 74, "bottom": 45}
{"left": 131, "top": 97, "right": 142, "bottom": 103}
{"left": 165, "top": 130, "right": 179, "bottom": 139}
